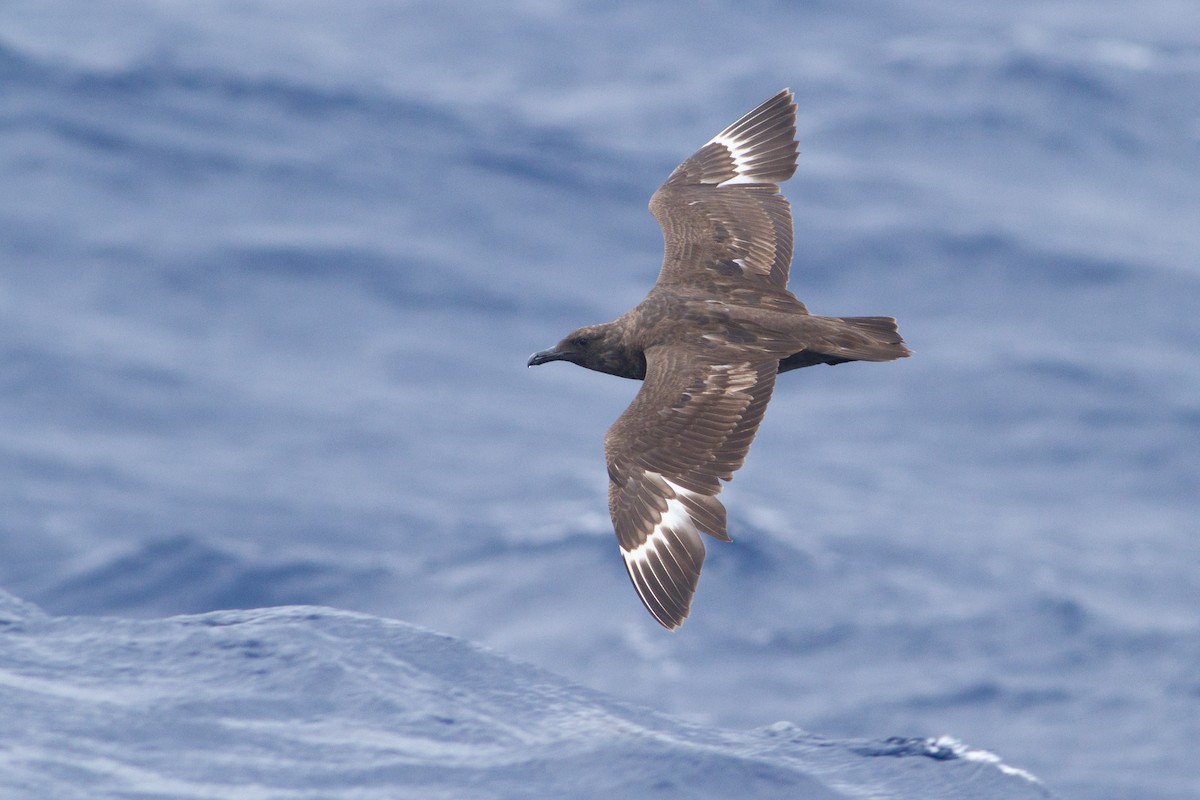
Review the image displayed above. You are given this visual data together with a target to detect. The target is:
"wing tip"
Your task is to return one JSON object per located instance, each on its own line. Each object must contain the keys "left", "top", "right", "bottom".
{"left": 629, "top": 567, "right": 692, "bottom": 630}
{"left": 620, "top": 522, "right": 707, "bottom": 630}
{"left": 705, "top": 88, "right": 799, "bottom": 186}
{"left": 656, "top": 89, "right": 799, "bottom": 191}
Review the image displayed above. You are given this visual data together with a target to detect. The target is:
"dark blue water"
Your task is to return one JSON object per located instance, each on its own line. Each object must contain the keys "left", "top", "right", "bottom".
{"left": 1, "top": 2, "right": 1197, "bottom": 798}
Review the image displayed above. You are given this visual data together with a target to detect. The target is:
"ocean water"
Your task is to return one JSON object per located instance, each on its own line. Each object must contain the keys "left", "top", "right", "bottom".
{"left": 1, "top": 1, "right": 1198, "bottom": 798}
{"left": 0, "top": 590, "right": 1049, "bottom": 799}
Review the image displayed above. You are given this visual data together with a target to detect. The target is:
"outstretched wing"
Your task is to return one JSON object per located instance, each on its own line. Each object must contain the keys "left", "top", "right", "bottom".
{"left": 604, "top": 345, "right": 779, "bottom": 629}
{"left": 650, "top": 89, "right": 800, "bottom": 296}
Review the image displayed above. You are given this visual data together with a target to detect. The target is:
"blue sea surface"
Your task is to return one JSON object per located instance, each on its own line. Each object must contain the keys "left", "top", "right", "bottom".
{"left": 1, "top": 2, "right": 1198, "bottom": 798}
{"left": 0, "top": 590, "right": 1051, "bottom": 799}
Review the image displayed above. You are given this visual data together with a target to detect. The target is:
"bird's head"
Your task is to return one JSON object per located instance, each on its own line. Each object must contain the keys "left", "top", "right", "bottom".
{"left": 527, "top": 324, "right": 609, "bottom": 368}
{"left": 527, "top": 323, "right": 644, "bottom": 379}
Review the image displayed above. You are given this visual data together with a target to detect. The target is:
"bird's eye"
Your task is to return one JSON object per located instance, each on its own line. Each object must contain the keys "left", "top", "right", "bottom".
{"left": 572, "top": 336, "right": 590, "bottom": 348}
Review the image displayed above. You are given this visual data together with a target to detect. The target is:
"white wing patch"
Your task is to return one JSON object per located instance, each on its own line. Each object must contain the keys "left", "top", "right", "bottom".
{"left": 707, "top": 132, "right": 769, "bottom": 186}
{"left": 620, "top": 475, "right": 707, "bottom": 629}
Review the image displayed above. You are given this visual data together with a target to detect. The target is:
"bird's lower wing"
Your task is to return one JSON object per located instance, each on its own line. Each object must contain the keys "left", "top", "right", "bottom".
{"left": 604, "top": 345, "right": 778, "bottom": 628}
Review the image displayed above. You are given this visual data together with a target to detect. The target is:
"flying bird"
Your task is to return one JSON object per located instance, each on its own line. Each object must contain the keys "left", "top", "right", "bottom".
{"left": 527, "top": 90, "right": 909, "bottom": 629}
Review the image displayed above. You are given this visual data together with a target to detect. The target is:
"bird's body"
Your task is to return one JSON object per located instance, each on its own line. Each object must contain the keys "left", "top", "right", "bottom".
{"left": 528, "top": 90, "right": 909, "bottom": 629}
{"left": 564, "top": 291, "right": 905, "bottom": 380}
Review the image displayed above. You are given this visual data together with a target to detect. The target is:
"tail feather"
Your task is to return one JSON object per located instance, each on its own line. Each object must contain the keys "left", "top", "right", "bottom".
{"left": 778, "top": 315, "right": 910, "bottom": 372}
{"left": 833, "top": 316, "right": 910, "bottom": 361}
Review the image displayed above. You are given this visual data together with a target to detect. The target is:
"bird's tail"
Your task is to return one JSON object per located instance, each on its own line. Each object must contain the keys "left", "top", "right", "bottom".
{"left": 777, "top": 315, "right": 910, "bottom": 372}
{"left": 833, "top": 316, "right": 911, "bottom": 362}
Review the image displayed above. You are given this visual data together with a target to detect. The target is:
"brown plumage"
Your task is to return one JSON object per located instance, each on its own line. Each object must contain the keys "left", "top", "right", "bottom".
{"left": 527, "top": 90, "right": 910, "bottom": 629}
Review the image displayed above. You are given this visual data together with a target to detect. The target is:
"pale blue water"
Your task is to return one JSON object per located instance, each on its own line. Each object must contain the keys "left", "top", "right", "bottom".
{"left": 1, "top": 2, "right": 1198, "bottom": 798}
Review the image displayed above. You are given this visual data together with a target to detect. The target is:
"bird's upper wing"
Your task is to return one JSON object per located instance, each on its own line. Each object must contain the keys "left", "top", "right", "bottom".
{"left": 649, "top": 89, "right": 800, "bottom": 297}
{"left": 604, "top": 344, "right": 779, "bottom": 629}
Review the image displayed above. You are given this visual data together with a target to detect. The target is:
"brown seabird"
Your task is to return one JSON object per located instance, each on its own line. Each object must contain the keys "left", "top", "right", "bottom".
{"left": 528, "top": 89, "right": 910, "bottom": 629}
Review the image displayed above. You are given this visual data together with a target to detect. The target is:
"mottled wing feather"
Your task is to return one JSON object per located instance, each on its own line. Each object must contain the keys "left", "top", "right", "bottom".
{"left": 605, "top": 345, "right": 779, "bottom": 629}
{"left": 650, "top": 89, "right": 800, "bottom": 293}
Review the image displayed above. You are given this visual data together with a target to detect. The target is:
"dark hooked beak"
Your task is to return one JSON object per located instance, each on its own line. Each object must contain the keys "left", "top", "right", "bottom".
{"left": 527, "top": 347, "right": 566, "bottom": 367}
